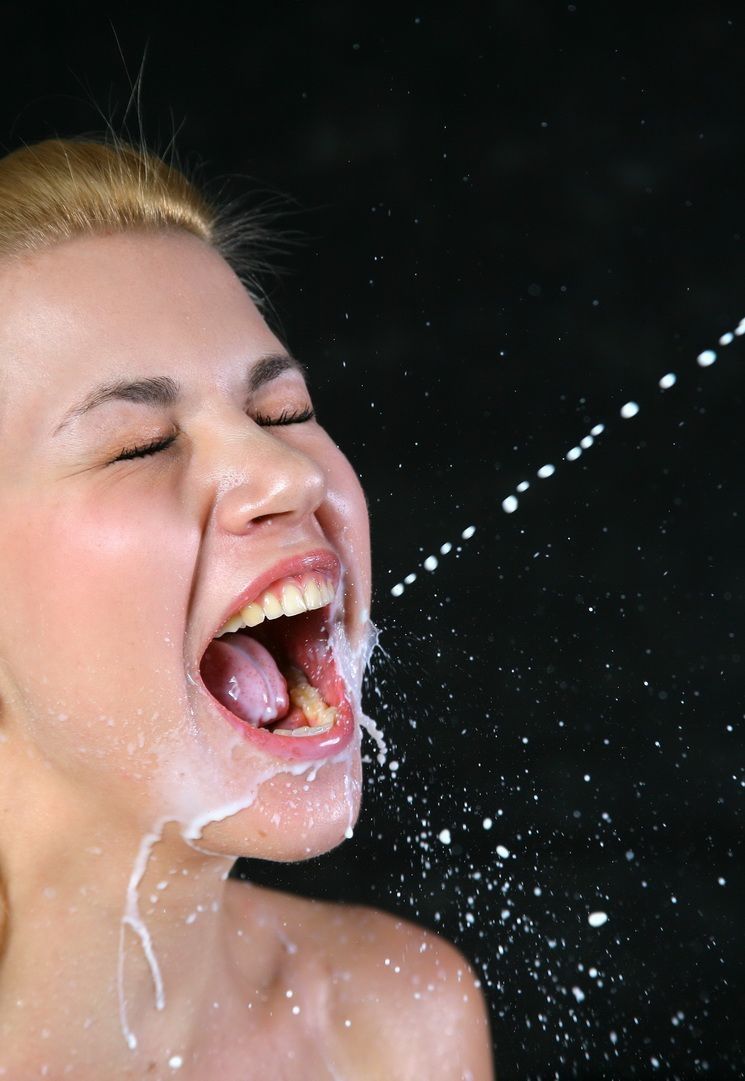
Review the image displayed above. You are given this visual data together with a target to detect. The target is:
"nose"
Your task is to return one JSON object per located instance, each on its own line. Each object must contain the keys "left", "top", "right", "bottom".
{"left": 213, "top": 421, "right": 327, "bottom": 536}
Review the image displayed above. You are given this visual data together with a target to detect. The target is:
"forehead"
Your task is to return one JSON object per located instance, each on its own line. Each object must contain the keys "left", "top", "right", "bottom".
{"left": 0, "top": 231, "right": 281, "bottom": 434}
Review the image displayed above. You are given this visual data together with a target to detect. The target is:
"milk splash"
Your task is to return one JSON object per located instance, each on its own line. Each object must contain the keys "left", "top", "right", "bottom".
{"left": 117, "top": 606, "right": 379, "bottom": 1056}
{"left": 388, "top": 319, "right": 742, "bottom": 596}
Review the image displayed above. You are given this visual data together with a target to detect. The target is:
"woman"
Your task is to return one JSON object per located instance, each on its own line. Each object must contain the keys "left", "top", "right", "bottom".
{"left": 0, "top": 136, "right": 493, "bottom": 1079}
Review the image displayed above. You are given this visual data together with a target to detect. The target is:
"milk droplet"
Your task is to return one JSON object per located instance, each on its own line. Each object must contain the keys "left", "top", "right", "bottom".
{"left": 389, "top": 321, "right": 740, "bottom": 613}
{"left": 168, "top": 1056, "right": 183, "bottom": 1070}
{"left": 588, "top": 911, "right": 609, "bottom": 927}
{"left": 496, "top": 844, "right": 510, "bottom": 859}
{"left": 438, "top": 828, "right": 451, "bottom": 845}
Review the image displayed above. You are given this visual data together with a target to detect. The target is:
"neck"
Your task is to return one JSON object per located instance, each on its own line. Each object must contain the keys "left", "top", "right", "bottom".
{"left": 0, "top": 799, "right": 278, "bottom": 1075}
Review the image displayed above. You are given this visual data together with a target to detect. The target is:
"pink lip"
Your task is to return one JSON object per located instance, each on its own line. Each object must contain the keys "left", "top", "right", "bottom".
{"left": 199, "top": 547, "right": 342, "bottom": 663}
{"left": 192, "top": 547, "right": 354, "bottom": 762}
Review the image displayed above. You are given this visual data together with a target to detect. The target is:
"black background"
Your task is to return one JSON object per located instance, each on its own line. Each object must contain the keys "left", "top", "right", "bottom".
{"left": 2, "top": 3, "right": 744, "bottom": 1077}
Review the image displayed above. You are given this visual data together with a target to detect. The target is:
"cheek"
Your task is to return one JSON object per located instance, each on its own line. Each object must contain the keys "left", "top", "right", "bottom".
{"left": 316, "top": 445, "right": 372, "bottom": 608}
{"left": 313, "top": 445, "right": 371, "bottom": 652}
{"left": 281, "top": 423, "right": 371, "bottom": 624}
{"left": 0, "top": 488, "right": 195, "bottom": 762}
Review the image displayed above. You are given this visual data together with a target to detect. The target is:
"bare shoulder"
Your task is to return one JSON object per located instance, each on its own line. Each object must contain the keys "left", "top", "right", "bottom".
{"left": 230, "top": 882, "right": 495, "bottom": 1079}
{"left": 317, "top": 900, "right": 495, "bottom": 1081}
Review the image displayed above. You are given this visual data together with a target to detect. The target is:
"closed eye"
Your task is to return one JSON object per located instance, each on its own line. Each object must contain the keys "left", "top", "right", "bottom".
{"left": 110, "top": 434, "right": 177, "bottom": 463}
{"left": 109, "top": 407, "right": 315, "bottom": 463}
{"left": 254, "top": 406, "right": 315, "bottom": 426}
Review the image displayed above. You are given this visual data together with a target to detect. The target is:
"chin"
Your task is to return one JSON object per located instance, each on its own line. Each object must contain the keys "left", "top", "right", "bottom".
{"left": 187, "top": 748, "right": 363, "bottom": 863}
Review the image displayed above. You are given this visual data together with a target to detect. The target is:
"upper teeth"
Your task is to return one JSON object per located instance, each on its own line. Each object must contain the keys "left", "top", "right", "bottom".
{"left": 214, "top": 573, "right": 336, "bottom": 638}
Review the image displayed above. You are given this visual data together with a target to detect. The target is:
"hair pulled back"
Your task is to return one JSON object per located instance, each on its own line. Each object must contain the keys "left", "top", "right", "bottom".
{"left": 0, "top": 132, "right": 278, "bottom": 301}
{"left": 0, "top": 130, "right": 280, "bottom": 957}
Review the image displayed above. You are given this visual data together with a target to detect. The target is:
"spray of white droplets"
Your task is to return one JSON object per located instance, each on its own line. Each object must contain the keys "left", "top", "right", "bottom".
{"left": 390, "top": 317, "right": 743, "bottom": 597}
{"left": 390, "top": 525, "right": 477, "bottom": 597}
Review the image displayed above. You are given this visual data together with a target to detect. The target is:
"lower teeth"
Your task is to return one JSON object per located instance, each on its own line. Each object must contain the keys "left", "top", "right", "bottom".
{"left": 273, "top": 721, "right": 333, "bottom": 738}
{"left": 272, "top": 666, "right": 337, "bottom": 737}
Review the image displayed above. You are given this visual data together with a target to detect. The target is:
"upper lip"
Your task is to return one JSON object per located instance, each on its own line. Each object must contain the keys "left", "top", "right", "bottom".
{"left": 194, "top": 547, "right": 342, "bottom": 664}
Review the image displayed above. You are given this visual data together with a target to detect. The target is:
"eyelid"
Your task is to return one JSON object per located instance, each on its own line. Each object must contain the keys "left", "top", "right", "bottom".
{"left": 109, "top": 433, "right": 177, "bottom": 464}
{"left": 108, "top": 406, "right": 315, "bottom": 464}
{"left": 253, "top": 406, "right": 315, "bottom": 426}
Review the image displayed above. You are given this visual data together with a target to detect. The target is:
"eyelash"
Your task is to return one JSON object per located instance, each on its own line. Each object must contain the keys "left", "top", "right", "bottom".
{"left": 111, "top": 406, "right": 316, "bottom": 463}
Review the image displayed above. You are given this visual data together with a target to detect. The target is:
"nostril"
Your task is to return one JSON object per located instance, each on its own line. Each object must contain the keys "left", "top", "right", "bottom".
{"left": 218, "top": 449, "right": 326, "bottom": 535}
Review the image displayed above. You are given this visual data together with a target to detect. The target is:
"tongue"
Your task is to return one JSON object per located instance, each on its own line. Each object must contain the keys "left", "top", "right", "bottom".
{"left": 200, "top": 632, "right": 289, "bottom": 727}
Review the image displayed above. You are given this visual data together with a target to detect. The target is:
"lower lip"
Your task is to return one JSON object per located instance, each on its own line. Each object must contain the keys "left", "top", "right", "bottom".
{"left": 194, "top": 659, "right": 356, "bottom": 762}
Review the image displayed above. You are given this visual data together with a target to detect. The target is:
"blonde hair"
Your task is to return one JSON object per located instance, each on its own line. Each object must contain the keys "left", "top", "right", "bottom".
{"left": 0, "top": 130, "right": 285, "bottom": 958}
{"left": 0, "top": 132, "right": 282, "bottom": 304}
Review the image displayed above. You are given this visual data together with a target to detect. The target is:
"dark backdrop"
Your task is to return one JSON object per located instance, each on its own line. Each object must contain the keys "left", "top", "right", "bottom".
{"left": 2, "top": 3, "right": 743, "bottom": 1077}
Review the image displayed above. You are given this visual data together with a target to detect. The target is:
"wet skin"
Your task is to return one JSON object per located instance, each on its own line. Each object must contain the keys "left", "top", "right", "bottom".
{"left": 0, "top": 231, "right": 493, "bottom": 1078}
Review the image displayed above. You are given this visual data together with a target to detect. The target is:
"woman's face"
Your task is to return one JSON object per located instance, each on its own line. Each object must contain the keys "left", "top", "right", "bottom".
{"left": 0, "top": 230, "right": 372, "bottom": 862}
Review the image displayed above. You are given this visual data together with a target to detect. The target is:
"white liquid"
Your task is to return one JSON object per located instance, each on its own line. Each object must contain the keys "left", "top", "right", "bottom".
{"left": 115, "top": 615, "right": 374, "bottom": 1055}
{"left": 389, "top": 316, "right": 742, "bottom": 596}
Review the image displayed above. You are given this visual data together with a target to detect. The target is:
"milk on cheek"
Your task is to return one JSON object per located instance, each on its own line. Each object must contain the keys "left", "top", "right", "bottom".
{"left": 0, "top": 480, "right": 363, "bottom": 852}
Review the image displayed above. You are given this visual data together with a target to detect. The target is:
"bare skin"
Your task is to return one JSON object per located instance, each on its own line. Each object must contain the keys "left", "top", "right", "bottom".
{"left": 2, "top": 879, "right": 493, "bottom": 1080}
{"left": 0, "top": 230, "right": 494, "bottom": 1079}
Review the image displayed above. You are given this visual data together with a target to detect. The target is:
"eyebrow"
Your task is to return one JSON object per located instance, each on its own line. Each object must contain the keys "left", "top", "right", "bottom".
{"left": 52, "top": 352, "right": 306, "bottom": 436}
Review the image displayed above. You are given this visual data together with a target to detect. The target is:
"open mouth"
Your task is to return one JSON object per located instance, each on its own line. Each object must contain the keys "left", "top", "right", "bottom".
{"left": 197, "top": 570, "right": 355, "bottom": 760}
